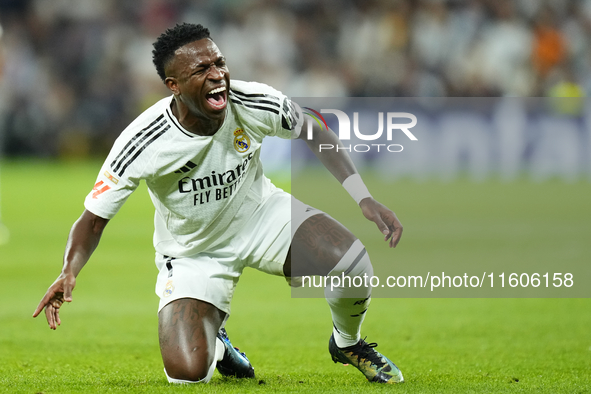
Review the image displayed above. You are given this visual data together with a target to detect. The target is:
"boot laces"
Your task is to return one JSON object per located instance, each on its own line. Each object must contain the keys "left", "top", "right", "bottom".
{"left": 351, "top": 337, "right": 385, "bottom": 368}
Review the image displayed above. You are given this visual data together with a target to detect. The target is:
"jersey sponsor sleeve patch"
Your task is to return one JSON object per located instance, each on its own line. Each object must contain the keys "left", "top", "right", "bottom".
{"left": 104, "top": 170, "right": 119, "bottom": 184}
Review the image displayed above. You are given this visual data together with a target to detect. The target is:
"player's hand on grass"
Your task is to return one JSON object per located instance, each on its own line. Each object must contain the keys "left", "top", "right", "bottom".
{"left": 33, "top": 273, "right": 76, "bottom": 330}
{"left": 359, "top": 197, "right": 403, "bottom": 248}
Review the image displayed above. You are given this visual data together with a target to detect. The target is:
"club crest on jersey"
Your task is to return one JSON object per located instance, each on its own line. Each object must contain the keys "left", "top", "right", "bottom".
{"left": 233, "top": 128, "right": 250, "bottom": 153}
{"left": 163, "top": 279, "right": 175, "bottom": 297}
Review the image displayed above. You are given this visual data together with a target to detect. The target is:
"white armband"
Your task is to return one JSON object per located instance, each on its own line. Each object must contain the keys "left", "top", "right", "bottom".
{"left": 342, "top": 174, "right": 372, "bottom": 205}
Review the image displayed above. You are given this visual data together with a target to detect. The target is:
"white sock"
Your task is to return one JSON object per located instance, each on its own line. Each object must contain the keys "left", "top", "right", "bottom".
{"left": 215, "top": 337, "right": 225, "bottom": 362}
{"left": 164, "top": 337, "right": 226, "bottom": 384}
{"left": 325, "top": 239, "right": 373, "bottom": 348}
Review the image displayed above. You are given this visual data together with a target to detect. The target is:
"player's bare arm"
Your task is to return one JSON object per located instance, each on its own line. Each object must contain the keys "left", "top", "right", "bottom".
{"left": 33, "top": 209, "right": 109, "bottom": 329}
{"left": 297, "top": 119, "right": 403, "bottom": 248}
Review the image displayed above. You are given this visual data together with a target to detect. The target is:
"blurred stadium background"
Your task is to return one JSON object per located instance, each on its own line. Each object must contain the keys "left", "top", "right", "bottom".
{"left": 1, "top": 0, "right": 591, "bottom": 167}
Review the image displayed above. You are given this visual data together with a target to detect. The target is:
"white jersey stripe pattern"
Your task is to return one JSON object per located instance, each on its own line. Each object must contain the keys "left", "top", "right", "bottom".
{"left": 229, "top": 90, "right": 281, "bottom": 110}
{"left": 229, "top": 92, "right": 281, "bottom": 115}
{"left": 117, "top": 123, "right": 170, "bottom": 177}
{"left": 110, "top": 115, "right": 165, "bottom": 170}
{"left": 111, "top": 115, "right": 169, "bottom": 176}
{"left": 229, "top": 88, "right": 279, "bottom": 101}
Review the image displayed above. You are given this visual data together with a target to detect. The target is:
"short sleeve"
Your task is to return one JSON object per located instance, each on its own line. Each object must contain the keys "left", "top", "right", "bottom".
{"left": 83, "top": 128, "right": 148, "bottom": 219}
{"left": 83, "top": 165, "right": 140, "bottom": 219}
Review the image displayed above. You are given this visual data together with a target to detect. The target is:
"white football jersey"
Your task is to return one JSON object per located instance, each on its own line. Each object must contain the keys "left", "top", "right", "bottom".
{"left": 84, "top": 80, "right": 302, "bottom": 257}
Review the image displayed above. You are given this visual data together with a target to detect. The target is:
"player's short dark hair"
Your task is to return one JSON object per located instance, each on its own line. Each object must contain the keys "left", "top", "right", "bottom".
{"left": 152, "top": 23, "right": 211, "bottom": 81}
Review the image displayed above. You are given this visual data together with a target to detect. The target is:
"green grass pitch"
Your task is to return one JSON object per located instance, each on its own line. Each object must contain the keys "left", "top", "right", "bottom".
{"left": 0, "top": 160, "right": 590, "bottom": 393}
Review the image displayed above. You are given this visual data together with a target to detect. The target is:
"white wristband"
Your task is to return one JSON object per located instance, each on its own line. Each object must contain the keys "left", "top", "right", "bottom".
{"left": 342, "top": 174, "right": 372, "bottom": 205}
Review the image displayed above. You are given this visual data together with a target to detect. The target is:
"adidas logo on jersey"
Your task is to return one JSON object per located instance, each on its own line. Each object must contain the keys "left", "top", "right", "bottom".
{"left": 175, "top": 160, "right": 197, "bottom": 174}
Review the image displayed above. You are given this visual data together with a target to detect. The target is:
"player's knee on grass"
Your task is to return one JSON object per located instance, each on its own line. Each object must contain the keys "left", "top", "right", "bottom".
{"left": 165, "top": 367, "right": 212, "bottom": 384}
{"left": 163, "top": 351, "right": 215, "bottom": 383}
{"left": 164, "top": 336, "right": 225, "bottom": 384}
{"left": 158, "top": 298, "right": 225, "bottom": 383}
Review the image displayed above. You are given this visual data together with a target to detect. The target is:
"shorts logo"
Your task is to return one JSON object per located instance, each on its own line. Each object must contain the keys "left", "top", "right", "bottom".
{"left": 92, "top": 181, "right": 111, "bottom": 199}
{"left": 163, "top": 279, "right": 175, "bottom": 297}
{"left": 233, "top": 128, "right": 250, "bottom": 153}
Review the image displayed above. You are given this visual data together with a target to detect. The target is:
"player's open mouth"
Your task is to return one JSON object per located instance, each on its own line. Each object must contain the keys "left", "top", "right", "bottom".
{"left": 206, "top": 86, "right": 227, "bottom": 110}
